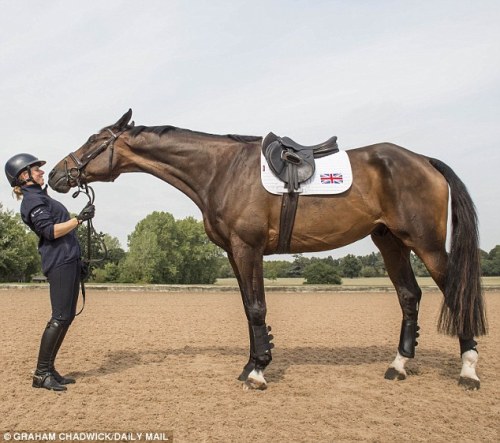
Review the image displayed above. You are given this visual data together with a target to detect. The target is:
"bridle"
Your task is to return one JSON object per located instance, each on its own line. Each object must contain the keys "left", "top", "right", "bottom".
{"left": 63, "top": 127, "right": 127, "bottom": 315}
{"left": 64, "top": 128, "right": 125, "bottom": 187}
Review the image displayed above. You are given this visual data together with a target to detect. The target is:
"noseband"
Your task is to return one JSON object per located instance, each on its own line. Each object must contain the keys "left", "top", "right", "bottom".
{"left": 65, "top": 128, "right": 124, "bottom": 186}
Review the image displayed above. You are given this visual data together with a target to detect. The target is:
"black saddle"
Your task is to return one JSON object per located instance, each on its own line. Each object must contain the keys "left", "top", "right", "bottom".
{"left": 262, "top": 132, "right": 338, "bottom": 192}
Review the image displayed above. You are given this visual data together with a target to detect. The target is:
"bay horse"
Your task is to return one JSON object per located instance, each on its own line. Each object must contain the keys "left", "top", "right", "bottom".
{"left": 48, "top": 109, "right": 487, "bottom": 390}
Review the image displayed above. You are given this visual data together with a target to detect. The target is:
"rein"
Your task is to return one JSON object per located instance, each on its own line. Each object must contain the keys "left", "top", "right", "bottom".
{"left": 65, "top": 128, "right": 124, "bottom": 315}
{"left": 72, "top": 182, "right": 108, "bottom": 266}
{"left": 71, "top": 182, "right": 108, "bottom": 317}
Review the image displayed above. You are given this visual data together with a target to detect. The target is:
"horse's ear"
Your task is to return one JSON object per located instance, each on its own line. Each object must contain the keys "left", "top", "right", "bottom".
{"left": 112, "top": 109, "right": 133, "bottom": 130}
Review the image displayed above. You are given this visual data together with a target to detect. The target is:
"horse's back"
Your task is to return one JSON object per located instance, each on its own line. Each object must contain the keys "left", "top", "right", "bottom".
{"left": 345, "top": 142, "right": 450, "bottom": 241}
{"left": 347, "top": 142, "right": 449, "bottom": 196}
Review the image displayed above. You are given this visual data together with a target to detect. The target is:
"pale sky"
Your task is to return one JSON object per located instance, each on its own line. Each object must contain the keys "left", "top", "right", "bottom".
{"left": 1, "top": 0, "right": 499, "bottom": 259}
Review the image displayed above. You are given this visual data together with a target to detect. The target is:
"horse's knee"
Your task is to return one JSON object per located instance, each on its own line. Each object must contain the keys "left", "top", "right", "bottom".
{"left": 246, "top": 304, "right": 267, "bottom": 324}
{"left": 398, "top": 286, "right": 422, "bottom": 316}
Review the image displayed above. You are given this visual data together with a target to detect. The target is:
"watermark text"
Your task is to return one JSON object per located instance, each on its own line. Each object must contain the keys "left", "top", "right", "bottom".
{"left": 2, "top": 431, "right": 172, "bottom": 442}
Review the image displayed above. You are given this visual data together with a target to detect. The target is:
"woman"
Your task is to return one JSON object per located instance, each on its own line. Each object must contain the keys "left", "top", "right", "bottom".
{"left": 5, "top": 153, "right": 95, "bottom": 391}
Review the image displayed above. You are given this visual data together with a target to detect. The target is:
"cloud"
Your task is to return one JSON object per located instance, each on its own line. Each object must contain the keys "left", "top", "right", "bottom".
{"left": 1, "top": 0, "right": 499, "bottom": 255}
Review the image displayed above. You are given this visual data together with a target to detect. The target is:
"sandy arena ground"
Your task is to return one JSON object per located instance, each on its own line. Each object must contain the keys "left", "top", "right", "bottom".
{"left": 0, "top": 288, "right": 498, "bottom": 442}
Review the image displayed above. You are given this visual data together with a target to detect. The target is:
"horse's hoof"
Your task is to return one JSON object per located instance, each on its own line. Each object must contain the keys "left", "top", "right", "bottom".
{"left": 237, "top": 361, "right": 255, "bottom": 382}
{"left": 384, "top": 367, "right": 406, "bottom": 381}
{"left": 243, "top": 378, "right": 267, "bottom": 391}
{"left": 237, "top": 372, "right": 248, "bottom": 382}
{"left": 458, "top": 377, "right": 480, "bottom": 391}
{"left": 243, "top": 369, "right": 267, "bottom": 390}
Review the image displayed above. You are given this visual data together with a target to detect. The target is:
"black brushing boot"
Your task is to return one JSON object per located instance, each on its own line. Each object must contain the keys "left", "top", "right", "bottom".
{"left": 32, "top": 319, "right": 67, "bottom": 391}
{"left": 50, "top": 324, "right": 75, "bottom": 385}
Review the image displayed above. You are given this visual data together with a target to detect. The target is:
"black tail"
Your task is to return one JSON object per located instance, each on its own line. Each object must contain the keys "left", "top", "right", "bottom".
{"left": 429, "top": 158, "right": 487, "bottom": 338}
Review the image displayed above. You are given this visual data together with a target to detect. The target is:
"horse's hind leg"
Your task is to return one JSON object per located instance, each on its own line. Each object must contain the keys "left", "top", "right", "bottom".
{"left": 372, "top": 228, "right": 422, "bottom": 380}
{"left": 413, "top": 245, "right": 481, "bottom": 390}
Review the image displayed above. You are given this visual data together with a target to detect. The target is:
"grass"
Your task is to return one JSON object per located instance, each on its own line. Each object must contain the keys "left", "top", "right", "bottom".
{"left": 215, "top": 276, "right": 500, "bottom": 288}
{"left": 4, "top": 277, "right": 499, "bottom": 291}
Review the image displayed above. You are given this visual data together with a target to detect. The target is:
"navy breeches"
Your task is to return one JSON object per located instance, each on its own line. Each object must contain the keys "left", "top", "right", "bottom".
{"left": 47, "top": 260, "right": 80, "bottom": 326}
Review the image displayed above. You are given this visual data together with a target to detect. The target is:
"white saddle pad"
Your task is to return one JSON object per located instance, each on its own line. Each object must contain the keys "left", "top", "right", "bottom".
{"left": 261, "top": 150, "right": 353, "bottom": 195}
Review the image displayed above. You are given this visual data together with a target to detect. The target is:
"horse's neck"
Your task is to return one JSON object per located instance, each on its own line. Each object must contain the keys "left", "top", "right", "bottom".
{"left": 125, "top": 129, "right": 248, "bottom": 210}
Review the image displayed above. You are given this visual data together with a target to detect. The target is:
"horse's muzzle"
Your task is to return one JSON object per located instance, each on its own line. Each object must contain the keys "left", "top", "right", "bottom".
{"left": 48, "top": 168, "right": 72, "bottom": 193}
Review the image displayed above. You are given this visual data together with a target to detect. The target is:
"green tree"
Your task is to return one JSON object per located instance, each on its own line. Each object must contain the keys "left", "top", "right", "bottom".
{"left": 102, "top": 234, "right": 126, "bottom": 264}
{"left": 264, "top": 260, "right": 293, "bottom": 280}
{"left": 215, "top": 256, "right": 234, "bottom": 278}
{"left": 303, "top": 259, "right": 342, "bottom": 285}
{"left": 287, "top": 254, "right": 311, "bottom": 277}
{"left": 76, "top": 224, "right": 106, "bottom": 265}
{"left": 76, "top": 227, "right": 124, "bottom": 265}
{"left": 120, "top": 215, "right": 175, "bottom": 283}
{"left": 0, "top": 203, "right": 40, "bottom": 282}
{"left": 76, "top": 224, "right": 124, "bottom": 281}
{"left": 481, "top": 245, "right": 500, "bottom": 276}
{"left": 360, "top": 266, "right": 378, "bottom": 277}
{"left": 93, "top": 262, "right": 121, "bottom": 283}
{"left": 175, "top": 216, "right": 224, "bottom": 284}
{"left": 410, "top": 253, "right": 430, "bottom": 277}
{"left": 119, "top": 212, "right": 223, "bottom": 284}
{"left": 359, "top": 252, "right": 386, "bottom": 277}
{"left": 340, "top": 254, "right": 362, "bottom": 278}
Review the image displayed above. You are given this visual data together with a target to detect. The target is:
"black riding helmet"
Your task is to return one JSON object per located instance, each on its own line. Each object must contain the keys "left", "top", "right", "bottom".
{"left": 5, "top": 153, "right": 46, "bottom": 187}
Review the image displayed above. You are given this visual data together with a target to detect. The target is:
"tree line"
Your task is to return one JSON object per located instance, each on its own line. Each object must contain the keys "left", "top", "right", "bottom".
{"left": 1, "top": 203, "right": 500, "bottom": 283}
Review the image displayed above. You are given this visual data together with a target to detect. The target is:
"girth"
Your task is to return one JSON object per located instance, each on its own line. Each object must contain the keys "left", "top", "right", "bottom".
{"left": 277, "top": 193, "right": 299, "bottom": 254}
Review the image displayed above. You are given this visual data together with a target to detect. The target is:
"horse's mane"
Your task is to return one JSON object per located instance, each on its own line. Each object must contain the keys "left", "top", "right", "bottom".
{"left": 128, "top": 125, "right": 177, "bottom": 137}
{"left": 127, "top": 125, "right": 261, "bottom": 144}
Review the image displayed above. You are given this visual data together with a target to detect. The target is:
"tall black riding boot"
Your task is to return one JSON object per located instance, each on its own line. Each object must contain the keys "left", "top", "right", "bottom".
{"left": 50, "top": 324, "right": 76, "bottom": 385}
{"left": 32, "top": 319, "right": 67, "bottom": 391}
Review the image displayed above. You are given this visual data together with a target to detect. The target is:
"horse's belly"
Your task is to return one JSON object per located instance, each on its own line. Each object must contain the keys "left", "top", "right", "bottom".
{"left": 290, "top": 226, "right": 374, "bottom": 253}
{"left": 290, "top": 206, "right": 377, "bottom": 253}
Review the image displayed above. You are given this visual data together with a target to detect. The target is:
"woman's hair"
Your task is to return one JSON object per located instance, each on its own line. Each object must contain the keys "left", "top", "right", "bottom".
{"left": 13, "top": 186, "right": 23, "bottom": 200}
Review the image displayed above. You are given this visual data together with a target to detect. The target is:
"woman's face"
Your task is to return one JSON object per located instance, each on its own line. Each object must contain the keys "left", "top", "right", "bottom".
{"left": 20, "top": 165, "right": 45, "bottom": 186}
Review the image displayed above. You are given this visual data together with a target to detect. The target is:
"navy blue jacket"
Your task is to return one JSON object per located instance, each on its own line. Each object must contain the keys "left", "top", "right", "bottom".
{"left": 20, "top": 184, "right": 81, "bottom": 276}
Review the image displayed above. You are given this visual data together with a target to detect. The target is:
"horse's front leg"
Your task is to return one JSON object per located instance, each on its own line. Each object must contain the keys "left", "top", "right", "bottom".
{"left": 228, "top": 247, "right": 274, "bottom": 390}
{"left": 372, "top": 231, "right": 422, "bottom": 381}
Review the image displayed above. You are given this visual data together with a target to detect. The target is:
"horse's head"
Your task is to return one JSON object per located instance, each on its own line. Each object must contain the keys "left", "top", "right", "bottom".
{"left": 49, "top": 109, "right": 133, "bottom": 193}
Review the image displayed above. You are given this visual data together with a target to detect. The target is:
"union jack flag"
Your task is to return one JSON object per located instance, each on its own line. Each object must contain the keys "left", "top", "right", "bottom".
{"left": 320, "top": 173, "right": 343, "bottom": 184}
